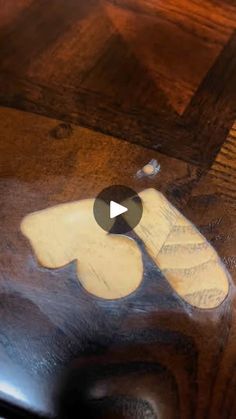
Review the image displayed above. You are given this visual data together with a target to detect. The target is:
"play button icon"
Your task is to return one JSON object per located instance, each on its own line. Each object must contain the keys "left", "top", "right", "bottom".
{"left": 93, "top": 185, "right": 143, "bottom": 234}
{"left": 110, "top": 201, "right": 128, "bottom": 219}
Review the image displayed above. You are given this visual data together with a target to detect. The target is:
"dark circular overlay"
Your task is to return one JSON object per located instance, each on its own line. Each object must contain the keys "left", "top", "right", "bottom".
{"left": 93, "top": 185, "right": 143, "bottom": 234}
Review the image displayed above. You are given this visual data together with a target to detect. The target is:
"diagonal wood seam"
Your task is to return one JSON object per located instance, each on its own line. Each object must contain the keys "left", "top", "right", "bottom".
{"left": 0, "top": 17, "right": 236, "bottom": 167}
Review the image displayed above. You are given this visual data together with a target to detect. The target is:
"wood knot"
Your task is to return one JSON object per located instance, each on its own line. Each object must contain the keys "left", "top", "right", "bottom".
{"left": 50, "top": 123, "right": 73, "bottom": 140}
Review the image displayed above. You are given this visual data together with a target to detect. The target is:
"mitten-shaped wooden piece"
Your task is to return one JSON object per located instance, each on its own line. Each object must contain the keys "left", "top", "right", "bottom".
{"left": 128, "top": 188, "right": 229, "bottom": 309}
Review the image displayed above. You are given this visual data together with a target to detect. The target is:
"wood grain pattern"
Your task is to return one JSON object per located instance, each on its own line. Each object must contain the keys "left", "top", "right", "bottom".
{"left": 0, "top": 106, "right": 200, "bottom": 418}
{"left": 0, "top": 0, "right": 236, "bottom": 165}
{"left": 0, "top": 106, "right": 235, "bottom": 418}
{"left": 131, "top": 188, "right": 229, "bottom": 308}
{"left": 0, "top": 1, "right": 236, "bottom": 417}
{"left": 20, "top": 188, "right": 229, "bottom": 307}
{"left": 209, "top": 122, "right": 236, "bottom": 208}
{"left": 181, "top": 172, "right": 236, "bottom": 419}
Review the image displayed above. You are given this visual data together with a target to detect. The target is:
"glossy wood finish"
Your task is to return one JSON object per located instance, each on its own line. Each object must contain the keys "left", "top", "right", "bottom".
{"left": 0, "top": 1, "right": 236, "bottom": 418}
{"left": 0, "top": 0, "right": 236, "bottom": 166}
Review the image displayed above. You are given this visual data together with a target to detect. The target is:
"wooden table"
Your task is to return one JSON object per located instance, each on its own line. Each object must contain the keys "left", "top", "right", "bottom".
{"left": 0, "top": 1, "right": 235, "bottom": 418}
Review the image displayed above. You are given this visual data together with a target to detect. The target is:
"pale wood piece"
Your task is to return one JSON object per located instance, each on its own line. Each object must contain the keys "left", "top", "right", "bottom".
{"left": 21, "top": 188, "right": 229, "bottom": 308}
{"left": 130, "top": 188, "right": 229, "bottom": 309}
{"left": 21, "top": 199, "right": 143, "bottom": 299}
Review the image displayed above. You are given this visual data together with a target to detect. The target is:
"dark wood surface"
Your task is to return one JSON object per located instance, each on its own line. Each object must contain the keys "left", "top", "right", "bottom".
{"left": 0, "top": 1, "right": 236, "bottom": 418}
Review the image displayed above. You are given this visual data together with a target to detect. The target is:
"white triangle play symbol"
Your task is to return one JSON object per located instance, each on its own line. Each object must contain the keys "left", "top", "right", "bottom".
{"left": 110, "top": 201, "right": 128, "bottom": 219}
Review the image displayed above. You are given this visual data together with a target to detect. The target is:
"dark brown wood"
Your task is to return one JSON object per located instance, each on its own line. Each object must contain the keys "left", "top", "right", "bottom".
{"left": 0, "top": 1, "right": 236, "bottom": 418}
{"left": 0, "top": 106, "right": 235, "bottom": 418}
{"left": 0, "top": 0, "right": 236, "bottom": 166}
